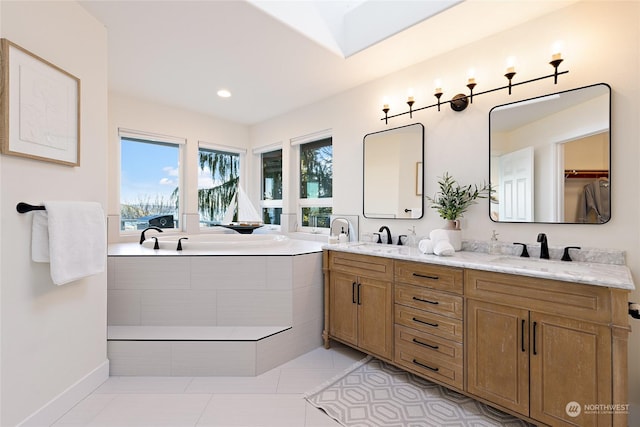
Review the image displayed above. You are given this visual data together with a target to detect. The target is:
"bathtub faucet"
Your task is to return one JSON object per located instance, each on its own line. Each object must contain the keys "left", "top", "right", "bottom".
{"left": 140, "top": 226, "right": 163, "bottom": 244}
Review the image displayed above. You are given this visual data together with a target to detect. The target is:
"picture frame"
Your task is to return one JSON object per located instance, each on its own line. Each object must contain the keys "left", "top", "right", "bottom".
{"left": 0, "top": 38, "right": 80, "bottom": 166}
{"left": 416, "top": 162, "right": 423, "bottom": 196}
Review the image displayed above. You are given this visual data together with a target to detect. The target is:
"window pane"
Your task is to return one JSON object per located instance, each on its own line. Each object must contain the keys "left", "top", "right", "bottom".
{"left": 198, "top": 148, "right": 239, "bottom": 226}
{"left": 301, "top": 207, "right": 332, "bottom": 228}
{"left": 262, "top": 207, "right": 282, "bottom": 225}
{"left": 120, "top": 138, "right": 179, "bottom": 231}
{"left": 262, "top": 149, "right": 282, "bottom": 200}
{"left": 300, "top": 138, "right": 332, "bottom": 199}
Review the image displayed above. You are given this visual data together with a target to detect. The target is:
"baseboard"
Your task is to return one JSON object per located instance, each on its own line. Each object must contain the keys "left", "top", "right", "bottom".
{"left": 17, "top": 359, "right": 109, "bottom": 427}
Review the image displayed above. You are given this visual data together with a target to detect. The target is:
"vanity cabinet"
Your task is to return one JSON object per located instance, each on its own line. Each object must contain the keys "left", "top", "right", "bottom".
{"left": 393, "top": 261, "right": 464, "bottom": 389}
{"left": 326, "top": 251, "right": 393, "bottom": 360}
{"left": 466, "top": 269, "right": 629, "bottom": 427}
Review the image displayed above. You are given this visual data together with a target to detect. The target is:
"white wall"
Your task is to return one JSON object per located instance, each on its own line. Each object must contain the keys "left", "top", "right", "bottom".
{"left": 107, "top": 92, "right": 249, "bottom": 241}
{"left": 0, "top": 1, "right": 109, "bottom": 426}
{"left": 249, "top": 1, "right": 640, "bottom": 408}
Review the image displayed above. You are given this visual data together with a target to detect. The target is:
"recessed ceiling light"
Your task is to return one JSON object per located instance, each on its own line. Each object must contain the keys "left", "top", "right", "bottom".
{"left": 217, "top": 89, "right": 231, "bottom": 98}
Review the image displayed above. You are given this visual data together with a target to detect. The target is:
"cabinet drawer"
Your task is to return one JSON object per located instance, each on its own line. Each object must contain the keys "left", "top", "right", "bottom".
{"left": 329, "top": 251, "right": 393, "bottom": 281}
{"left": 395, "top": 283, "right": 463, "bottom": 319}
{"left": 395, "top": 340, "right": 463, "bottom": 389}
{"left": 395, "top": 261, "right": 463, "bottom": 294}
{"left": 395, "top": 305, "right": 463, "bottom": 342}
{"left": 395, "top": 325, "right": 463, "bottom": 365}
{"left": 465, "top": 269, "right": 614, "bottom": 324}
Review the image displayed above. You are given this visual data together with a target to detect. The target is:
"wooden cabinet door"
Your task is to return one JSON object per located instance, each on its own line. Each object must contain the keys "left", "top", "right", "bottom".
{"left": 329, "top": 272, "right": 358, "bottom": 346}
{"left": 357, "top": 276, "right": 393, "bottom": 359}
{"left": 530, "top": 312, "right": 612, "bottom": 427}
{"left": 466, "top": 299, "right": 530, "bottom": 416}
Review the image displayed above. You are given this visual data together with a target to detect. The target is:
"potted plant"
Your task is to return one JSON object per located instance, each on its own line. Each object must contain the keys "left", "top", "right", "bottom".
{"left": 426, "top": 172, "right": 491, "bottom": 249}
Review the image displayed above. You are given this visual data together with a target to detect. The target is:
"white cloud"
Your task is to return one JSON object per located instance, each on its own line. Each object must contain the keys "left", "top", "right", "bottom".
{"left": 163, "top": 166, "right": 179, "bottom": 177}
{"left": 159, "top": 178, "right": 175, "bottom": 186}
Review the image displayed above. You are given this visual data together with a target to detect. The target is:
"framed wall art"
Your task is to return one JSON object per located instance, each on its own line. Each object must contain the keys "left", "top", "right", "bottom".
{"left": 0, "top": 38, "right": 80, "bottom": 166}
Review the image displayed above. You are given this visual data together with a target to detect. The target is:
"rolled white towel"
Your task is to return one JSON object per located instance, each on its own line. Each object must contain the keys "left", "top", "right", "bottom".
{"left": 433, "top": 240, "right": 455, "bottom": 256}
{"left": 418, "top": 238, "right": 433, "bottom": 254}
{"left": 429, "top": 229, "right": 450, "bottom": 244}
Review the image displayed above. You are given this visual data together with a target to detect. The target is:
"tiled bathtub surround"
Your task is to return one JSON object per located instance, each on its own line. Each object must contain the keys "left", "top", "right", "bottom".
{"left": 107, "top": 248, "right": 324, "bottom": 376}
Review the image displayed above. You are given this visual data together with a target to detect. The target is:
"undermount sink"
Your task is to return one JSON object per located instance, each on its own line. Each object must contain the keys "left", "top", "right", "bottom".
{"left": 488, "top": 256, "right": 592, "bottom": 274}
{"left": 350, "top": 242, "right": 410, "bottom": 255}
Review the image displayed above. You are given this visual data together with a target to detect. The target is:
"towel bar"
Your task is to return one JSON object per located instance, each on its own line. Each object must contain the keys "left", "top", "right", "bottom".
{"left": 16, "top": 202, "right": 45, "bottom": 213}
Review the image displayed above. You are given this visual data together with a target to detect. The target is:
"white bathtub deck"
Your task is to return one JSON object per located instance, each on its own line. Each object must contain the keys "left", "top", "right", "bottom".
{"left": 108, "top": 325, "right": 290, "bottom": 341}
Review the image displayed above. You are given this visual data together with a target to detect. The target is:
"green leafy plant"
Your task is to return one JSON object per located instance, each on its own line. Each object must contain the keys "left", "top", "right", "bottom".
{"left": 426, "top": 172, "right": 491, "bottom": 220}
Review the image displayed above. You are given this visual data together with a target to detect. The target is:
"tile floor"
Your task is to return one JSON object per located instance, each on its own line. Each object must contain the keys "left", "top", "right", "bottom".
{"left": 52, "top": 343, "right": 364, "bottom": 426}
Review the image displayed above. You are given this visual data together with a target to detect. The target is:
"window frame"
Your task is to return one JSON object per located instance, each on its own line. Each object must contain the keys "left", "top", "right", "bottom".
{"left": 292, "top": 132, "right": 333, "bottom": 233}
{"left": 118, "top": 128, "right": 185, "bottom": 235}
{"left": 257, "top": 146, "right": 283, "bottom": 227}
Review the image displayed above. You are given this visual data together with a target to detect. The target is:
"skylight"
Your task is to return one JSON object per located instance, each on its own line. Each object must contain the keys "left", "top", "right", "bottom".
{"left": 248, "top": 0, "right": 463, "bottom": 58}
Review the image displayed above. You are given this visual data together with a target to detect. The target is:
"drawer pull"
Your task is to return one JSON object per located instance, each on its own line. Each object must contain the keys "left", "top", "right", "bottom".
{"left": 532, "top": 321, "right": 538, "bottom": 355}
{"left": 412, "top": 338, "right": 439, "bottom": 350}
{"left": 412, "top": 273, "right": 439, "bottom": 280}
{"left": 521, "top": 319, "right": 525, "bottom": 352}
{"left": 412, "top": 359, "right": 439, "bottom": 372}
{"left": 357, "top": 283, "right": 362, "bottom": 305}
{"left": 412, "top": 296, "right": 439, "bottom": 305}
{"left": 412, "top": 317, "right": 438, "bottom": 328}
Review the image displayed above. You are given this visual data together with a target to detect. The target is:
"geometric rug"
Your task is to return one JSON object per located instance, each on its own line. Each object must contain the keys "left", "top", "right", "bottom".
{"left": 304, "top": 356, "right": 534, "bottom": 427}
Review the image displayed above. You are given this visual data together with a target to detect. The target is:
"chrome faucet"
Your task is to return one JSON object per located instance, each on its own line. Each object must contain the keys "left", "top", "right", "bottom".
{"left": 140, "top": 226, "right": 163, "bottom": 244}
{"left": 378, "top": 226, "right": 392, "bottom": 244}
{"left": 537, "top": 233, "right": 549, "bottom": 259}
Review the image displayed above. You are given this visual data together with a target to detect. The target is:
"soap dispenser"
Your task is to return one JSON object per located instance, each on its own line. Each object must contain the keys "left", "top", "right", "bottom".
{"left": 489, "top": 230, "right": 500, "bottom": 254}
{"left": 407, "top": 226, "right": 417, "bottom": 247}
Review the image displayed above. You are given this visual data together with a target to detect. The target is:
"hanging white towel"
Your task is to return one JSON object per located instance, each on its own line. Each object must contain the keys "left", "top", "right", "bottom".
{"left": 32, "top": 201, "right": 106, "bottom": 286}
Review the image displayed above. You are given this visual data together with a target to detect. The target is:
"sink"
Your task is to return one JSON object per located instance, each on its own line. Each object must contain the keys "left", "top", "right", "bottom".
{"left": 488, "top": 256, "right": 593, "bottom": 275}
{"left": 350, "top": 242, "right": 410, "bottom": 255}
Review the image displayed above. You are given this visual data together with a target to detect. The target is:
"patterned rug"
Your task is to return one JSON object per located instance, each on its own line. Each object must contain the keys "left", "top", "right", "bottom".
{"left": 304, "top": 356, "right": 533, "bottom": 427}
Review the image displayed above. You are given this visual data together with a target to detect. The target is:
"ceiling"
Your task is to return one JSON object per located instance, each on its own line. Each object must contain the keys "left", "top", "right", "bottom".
{"left": 79, "top": 0, "right": 577, "bottom": 125}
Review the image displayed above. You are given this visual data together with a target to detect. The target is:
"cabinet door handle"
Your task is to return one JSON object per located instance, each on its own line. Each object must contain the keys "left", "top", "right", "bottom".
{"left": 412, "top": 273, "right": 439, "bottom": 280}
{"left": 412, "top": 338, "right": 439, "bottom": 350}
{"left": 412, "top": 359, "right": 439, "bottom": 372}
{"left": 412, "top": 296, "right": 439, "bottom": 305}
{"left": 357, "top": 283, "right": 362, "bottom": 305}
{"left": 521, "top": 319, "right": 526, "bottom": 352}
{"left": 352, "top": 282, "right": 357, "bottom": 304}
{"left": 532, "top": 321, "right": 538, "bottom": 355}
{"left": 412, "top": 317, "right": 438, "bottom": 328}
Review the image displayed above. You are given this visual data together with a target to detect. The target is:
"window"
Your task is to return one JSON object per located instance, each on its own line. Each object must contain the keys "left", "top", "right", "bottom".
{"left": 299, "top": 137, "right": 332, "bottom": 230}
{"left": 120, "top": 137, "right": 181, "bottom": 231}
{"left": 261, "top": 149, "right": 282, "bottom": 225}
{"left": 198, "top": 147, "right": 240, "bottom": 226}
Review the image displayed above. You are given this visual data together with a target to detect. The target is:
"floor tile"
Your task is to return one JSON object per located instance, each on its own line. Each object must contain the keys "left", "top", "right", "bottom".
{"left": 304, "top": 402, "right": 341, "bottom": 427}
{"left": 52, "top": 394, "right": 116, "bottom": 426}
{"left": 196, "top": 394, "right": 306, "bottom": 427}
{"left": 185, "top": 369, "right": 280, "bottom": 394}
{"left": 277, "top": 368, "right": 345, "bottom": 394}
{"left": 93, "top": 376, "right": 193, "bottom": 394}
{"left": 85, "top": 394, "right": 212, "bottom": 427}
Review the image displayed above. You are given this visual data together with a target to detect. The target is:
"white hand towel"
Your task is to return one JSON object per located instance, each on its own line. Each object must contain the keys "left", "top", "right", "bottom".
{"left": 32, "top": 201, "right": 106, "bottom": 285}
{"left": 429, "top": 229, "right": 450, "bottom": 244}
{"left": 418, "top": 238, "right": 433, "bottom": 254}
{"left": 433, "top": 240, "right": 455, "bottom": 256}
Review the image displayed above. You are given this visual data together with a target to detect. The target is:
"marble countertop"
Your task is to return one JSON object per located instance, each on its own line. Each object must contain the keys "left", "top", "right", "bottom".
{"left": 325, "top": 242, "right": 635, "bottom": 291}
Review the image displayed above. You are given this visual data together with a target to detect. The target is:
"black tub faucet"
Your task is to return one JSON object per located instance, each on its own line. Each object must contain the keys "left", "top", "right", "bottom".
{"left": 140, "top": 226, "right": 163, "bottom": 244}
{"left": 379, "top": 226, "right": 392, "bottom": 244}
{"left": 537, "top": 233, "right": 549, "bottom": 259}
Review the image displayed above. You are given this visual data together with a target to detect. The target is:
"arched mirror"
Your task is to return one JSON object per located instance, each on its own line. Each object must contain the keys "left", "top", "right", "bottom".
{"left": 363, "top": 123, "right": 424, "bottom": 219}
{"left": 489, "top": 83, "right": 610, "bottom": 223}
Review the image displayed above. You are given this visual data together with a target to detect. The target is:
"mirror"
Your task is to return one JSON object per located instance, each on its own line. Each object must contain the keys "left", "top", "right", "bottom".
{"left": 489, "top": 83, "right": 610, "bottom": 224}
{"left": 363, "top": 123, "right": 424, "bottom": 219}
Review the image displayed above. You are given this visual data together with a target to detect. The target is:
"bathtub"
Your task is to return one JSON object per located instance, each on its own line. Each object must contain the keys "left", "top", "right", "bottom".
{"left": 106, "top": 233, "right": 325, "bottom": 376}
{"left": 140, "top": 233, "right": 290, "bottom": 250}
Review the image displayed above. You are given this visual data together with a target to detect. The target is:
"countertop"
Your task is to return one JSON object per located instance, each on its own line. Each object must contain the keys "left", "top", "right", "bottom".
{"left": 325, "top": 242, "right": 635, "bottom": 291}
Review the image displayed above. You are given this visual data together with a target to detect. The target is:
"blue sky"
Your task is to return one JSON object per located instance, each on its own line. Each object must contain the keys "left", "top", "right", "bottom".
{"left": 120, "top": 140, "right": 222, "bottom": 205}
{"left": 120, "top": 140, "right": 179, "bottom": 204}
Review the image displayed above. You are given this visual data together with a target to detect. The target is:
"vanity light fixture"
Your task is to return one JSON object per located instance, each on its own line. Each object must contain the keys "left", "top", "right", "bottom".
{"left": 382, "top": 96, "right": 390, "bottom": 124}
{"left": 434, "top": 80, "right": 443, "bottom": 111}
{"left": 407, "top": 88, "right": 415, "bottom": 118}
{"left": 467, "top": 68, "right": 477, "bottom": 103}
{"left": 379, "top": 50, "right": 568, "bottom": 123}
